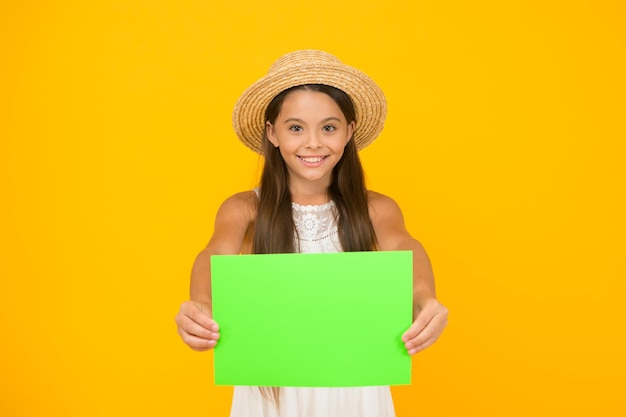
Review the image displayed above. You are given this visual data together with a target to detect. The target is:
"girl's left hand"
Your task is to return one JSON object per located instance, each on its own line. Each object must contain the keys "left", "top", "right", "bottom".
{"left": 402, "top": 298, "right": 448, "bottom": 355}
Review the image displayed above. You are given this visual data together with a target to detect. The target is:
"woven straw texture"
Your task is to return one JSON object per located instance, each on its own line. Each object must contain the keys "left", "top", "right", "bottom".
{"left": 232, "top": 50, "right": 387, "bottom": 154}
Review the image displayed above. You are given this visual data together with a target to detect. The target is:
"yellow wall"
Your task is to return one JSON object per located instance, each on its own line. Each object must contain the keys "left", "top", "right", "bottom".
{"left": 1, "top": 1, "right": 624, "bottom": 416}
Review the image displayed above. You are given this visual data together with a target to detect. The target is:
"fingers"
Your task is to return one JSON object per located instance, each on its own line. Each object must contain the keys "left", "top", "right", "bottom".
{"left": 402, "top": 300, "right": 448, "bottom": 355}
{"left": 402, "top": 313, "right": 431, "bottom": 343}
{"left": 404, "top": 315, "right": 445, "bottom": 354}
{"left": 177, "top": 327, "right": 219, "bottom": 351}
{"left": 183, "top": 301, "right": 219, "bottom": 331}
{"left": 179, "top": 317, "right": 219, "bottom": 341}
{"left": 175, "top": 301, "right": 220, "bottom": 351}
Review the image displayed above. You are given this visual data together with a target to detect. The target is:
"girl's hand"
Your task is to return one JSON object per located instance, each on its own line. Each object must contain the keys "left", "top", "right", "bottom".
{"left": 402, "top": 298, "right": 448, "bottom": 355}
{"left": 175, "top": 301, "right": 220, "bottom": 351}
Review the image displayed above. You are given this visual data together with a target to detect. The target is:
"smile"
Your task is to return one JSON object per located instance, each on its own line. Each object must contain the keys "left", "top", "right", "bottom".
{"left": 298, "top": 156, "right": 327, "bottom": 163}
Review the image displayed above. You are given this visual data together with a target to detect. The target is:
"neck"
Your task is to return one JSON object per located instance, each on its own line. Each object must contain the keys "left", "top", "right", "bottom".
{"left": 289, "top": 181, "right": 331, "bottom": 206}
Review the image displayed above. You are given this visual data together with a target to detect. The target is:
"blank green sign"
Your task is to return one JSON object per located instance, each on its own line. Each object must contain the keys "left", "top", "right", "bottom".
{"left": 211, "top": 251, "right": 413, "bottom": 387}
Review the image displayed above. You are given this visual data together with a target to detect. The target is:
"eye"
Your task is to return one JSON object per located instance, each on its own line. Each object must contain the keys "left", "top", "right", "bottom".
{"left": 289, "top": 125, "right": 303, "bottom": 132}
{"left": 322, "top": 125, "right": 336, "bottom": 132}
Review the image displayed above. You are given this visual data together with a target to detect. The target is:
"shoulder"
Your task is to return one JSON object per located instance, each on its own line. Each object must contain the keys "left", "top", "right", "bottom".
{"left": 220, "top": 190, "right": 258, "bottom": 209}
{"left": 366, "top": 190, "right": 412, "bottom": 250}
{"left": 206, "top": 190, "right": 258, "bottom": 253}
{"left": 367, "top": 190, "right": 404, "bottom": 220}
{"left": 215, "top": 190, "right": 258, "bottom": 226}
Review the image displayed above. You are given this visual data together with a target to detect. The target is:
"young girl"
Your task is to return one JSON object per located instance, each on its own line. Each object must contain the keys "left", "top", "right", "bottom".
{"left": 175, "top": 50, "right": 448, "bottom": 417}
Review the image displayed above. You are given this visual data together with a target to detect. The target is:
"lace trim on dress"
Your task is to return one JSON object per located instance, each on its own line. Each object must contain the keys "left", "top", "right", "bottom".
{"left": 292, "top": 200, "right": 342, "bottom": 253}
{"left": 292, "top": 201, "right": 335, "bottom": 212}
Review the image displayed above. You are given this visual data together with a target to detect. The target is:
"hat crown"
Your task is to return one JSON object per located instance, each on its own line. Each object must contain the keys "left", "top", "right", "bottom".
{"left": 268, "top": 50, "right": 341, "bottom": 74}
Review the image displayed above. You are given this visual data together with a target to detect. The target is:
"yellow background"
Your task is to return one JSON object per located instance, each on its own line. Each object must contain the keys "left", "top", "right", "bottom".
{"left": 1, "top": 1, "right": 625, "bottom": 416}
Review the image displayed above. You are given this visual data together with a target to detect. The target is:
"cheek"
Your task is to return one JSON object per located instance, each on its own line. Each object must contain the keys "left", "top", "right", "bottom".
{"left": 277, "top": 142, "right": 295, "bottom": 160}
{"left": 333, "top": 137, "right": 349, "bottom": 154}
{"left": 332, "top": 144, "right": 346, "bottom": 159}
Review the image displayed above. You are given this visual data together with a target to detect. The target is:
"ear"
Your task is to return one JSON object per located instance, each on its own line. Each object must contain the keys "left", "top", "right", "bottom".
{"left": 345, "top": 121, "right": 355, "bottom": 145}
{"left": 266, "top": 121, "right": 279, "bottom": 148}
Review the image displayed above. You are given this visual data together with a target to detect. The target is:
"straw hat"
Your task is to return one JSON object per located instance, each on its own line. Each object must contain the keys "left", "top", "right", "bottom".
{"left": 232, "top": 50, "right": 387, "bottom": 154}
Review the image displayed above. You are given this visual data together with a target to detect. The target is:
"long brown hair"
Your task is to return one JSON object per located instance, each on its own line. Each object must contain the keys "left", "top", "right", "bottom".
{"left": 252, "top": 84, "right": 377, "bottom": 404}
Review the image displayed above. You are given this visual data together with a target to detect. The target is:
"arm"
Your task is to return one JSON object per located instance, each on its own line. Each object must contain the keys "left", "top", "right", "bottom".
{"left": 175, "top": 191, "right": 256, "bottom": 351}
{"left": 368, "top": 191, "right": 448, "bottom": 355}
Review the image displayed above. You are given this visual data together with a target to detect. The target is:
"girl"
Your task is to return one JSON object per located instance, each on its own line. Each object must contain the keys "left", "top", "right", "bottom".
{"left": 175, "top": 50, "right": 448, "bottom": 417}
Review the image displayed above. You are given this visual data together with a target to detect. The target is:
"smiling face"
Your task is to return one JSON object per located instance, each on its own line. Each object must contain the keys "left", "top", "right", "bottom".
{"left": 266, "top": 89, "right": 355, "bottom": 191}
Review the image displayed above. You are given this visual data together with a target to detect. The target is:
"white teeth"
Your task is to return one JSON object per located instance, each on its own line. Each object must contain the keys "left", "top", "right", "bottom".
{"left": 301, "top": 156, "right": 323, "bottom": 163}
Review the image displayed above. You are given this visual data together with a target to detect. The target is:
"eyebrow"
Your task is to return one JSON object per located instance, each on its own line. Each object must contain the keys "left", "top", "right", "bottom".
{"left": 282, "top": 117, "right": 343, "bottom": 124}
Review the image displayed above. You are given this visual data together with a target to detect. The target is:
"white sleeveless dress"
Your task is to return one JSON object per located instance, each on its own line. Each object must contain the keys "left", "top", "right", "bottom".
{"left": 229, "top": 200, "right": 396, "bottom": 417}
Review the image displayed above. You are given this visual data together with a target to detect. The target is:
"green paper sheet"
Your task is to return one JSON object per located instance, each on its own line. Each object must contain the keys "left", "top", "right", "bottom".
{"left": 211, "top": 251, "right": 413, "bottom": 387}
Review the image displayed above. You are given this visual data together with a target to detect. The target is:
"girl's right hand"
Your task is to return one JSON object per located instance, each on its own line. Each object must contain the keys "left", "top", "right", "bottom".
{"left": 175, "top": 301, "right": 220, "bottom": 351}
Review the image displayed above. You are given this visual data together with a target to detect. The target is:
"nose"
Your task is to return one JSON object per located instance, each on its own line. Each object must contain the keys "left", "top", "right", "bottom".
{"left": 304, "top": 131, "right": 322, "bottom": 149}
